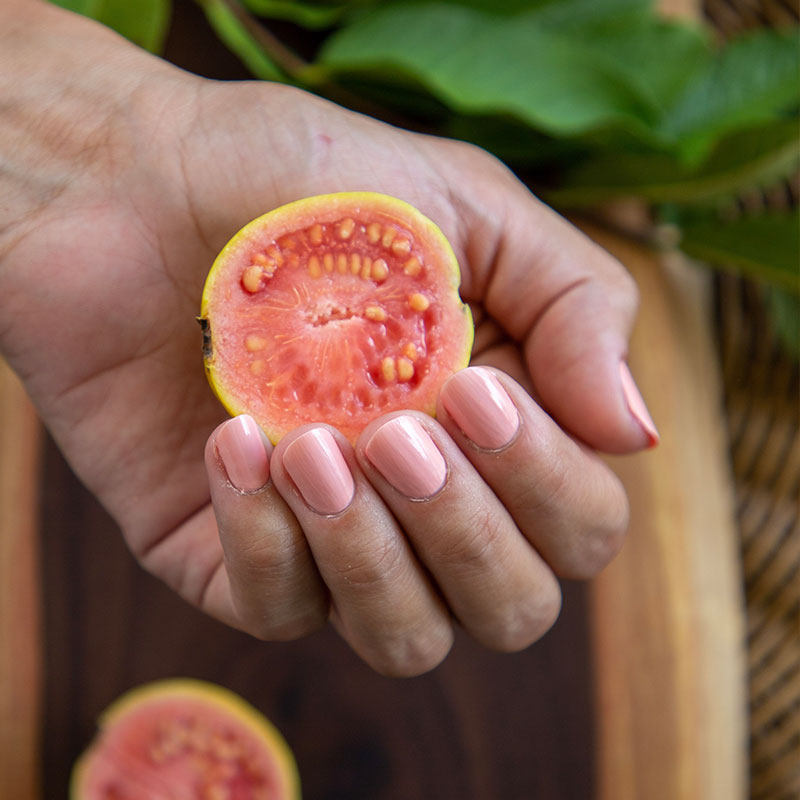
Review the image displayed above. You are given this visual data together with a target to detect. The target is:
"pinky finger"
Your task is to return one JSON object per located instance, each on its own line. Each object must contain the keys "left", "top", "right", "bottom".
{"left": 205, "top": 415, "right": 329, "bottom": 640}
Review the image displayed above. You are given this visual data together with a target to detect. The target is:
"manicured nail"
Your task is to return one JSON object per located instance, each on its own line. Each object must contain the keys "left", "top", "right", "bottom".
{"left": 365, "top": 416, "right": 447, "bottom": 499}
{"left": 283, "top": 428, "right": 354, "bottom": 515}
{"left": 216, "top": 415, "right": 271, "bottom": 492}
{"left": 440, "top": 367, "right": 520, "bottom": 450}
{"left": 619, "top": 362, "right": 659, "bottom": 447}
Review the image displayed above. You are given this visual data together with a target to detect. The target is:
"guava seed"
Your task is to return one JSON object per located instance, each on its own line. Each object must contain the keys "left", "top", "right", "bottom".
{"left": 409, "top": 293, "right": 430, "bottom": 312}
{"left": 242, "top": 266, "right": 263, "bottom": 293}
{"left": 397, "top": 357, "right": 414, "bottom": 381}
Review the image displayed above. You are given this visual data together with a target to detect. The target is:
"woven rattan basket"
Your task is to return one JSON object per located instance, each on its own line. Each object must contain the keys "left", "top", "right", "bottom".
{"left": 717, "top": 270, "right": 800, "bottom": 800}
{"left": 704, "top": 2, "right": 800, "bottom": 798}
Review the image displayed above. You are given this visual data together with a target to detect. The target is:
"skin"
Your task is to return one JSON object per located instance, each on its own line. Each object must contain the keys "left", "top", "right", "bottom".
{"left": 1, "top": 0, "right": 652, "bottom": 676}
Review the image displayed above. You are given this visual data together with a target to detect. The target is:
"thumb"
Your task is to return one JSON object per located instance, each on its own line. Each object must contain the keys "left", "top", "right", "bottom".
{"left": 468, "top": 176, "right": 658, "bottom": 453}
{"left": 523, "top": 275, "right": 658, "bottom": 453}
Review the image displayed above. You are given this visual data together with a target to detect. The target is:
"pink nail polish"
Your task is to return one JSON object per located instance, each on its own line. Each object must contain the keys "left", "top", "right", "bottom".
{"left": 216, "top": 415, "right": 271, "bottom": 491}
{"left": 619, "top": 362, "right": 659, "bottom": 447}
{"left": 441, "top": 367, "right": 520, "bottom": 450}
{"left": 282, "top": 428, "right": 354, "bottom": 515}
{"left": 365, "top": 416, "right": 447, "bottom": 499}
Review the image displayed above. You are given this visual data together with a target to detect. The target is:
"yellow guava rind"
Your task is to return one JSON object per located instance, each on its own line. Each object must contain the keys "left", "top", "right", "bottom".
{"left": 69, "top": 678, "right": 301, "bottom": 800}
{"left": 199, "top": 192, "right": 474, "bottom": 444}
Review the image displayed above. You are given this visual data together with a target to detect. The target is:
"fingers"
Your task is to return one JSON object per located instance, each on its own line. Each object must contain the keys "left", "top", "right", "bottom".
{"left": 522, "top": 272, "right": 659, "bottom": 454}
{"left": 208, "top": 413, "right": 563, "bottom": 675}
{"left": 433, "top": 142, "right": 657, "bottom": 453}
{"left": 269, "top": 425, "right": 454, "bottom": 677}
{"left": 357, "top": 413, "right": 562, "bottom": 652}
{"left": 204, "top": 415, "right": 329, "bottom": 640}
{"left": 208, "top": 416, "right": 453, "bottom": 677}
{"left": 206, "top": 364, "right": 625, "bottom": 674}
{"left": 494, "top": 197, "right": 656, "bottom": 453}
{"left": 437, "top": 367, "right": 630, "bottom": 579}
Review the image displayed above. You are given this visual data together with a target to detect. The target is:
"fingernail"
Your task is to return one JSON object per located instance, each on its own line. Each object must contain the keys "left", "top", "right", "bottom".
{"left": 441, "top": 367, "right": 520, "bottom": 450}
{"left": 283, "top": 428, "right": 354, "bottom": 515}
{"left": 619, "top": 362, "right": 659, "bottom": 447}
{"left": 216, "top": 415, "right": 271, "bottom": 491}
{"left": 365, "top": 416, "right": 446, "bottom": 499}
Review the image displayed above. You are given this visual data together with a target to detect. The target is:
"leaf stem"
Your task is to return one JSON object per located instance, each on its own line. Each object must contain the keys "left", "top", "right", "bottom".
{"left": 200, "top": 0, "right": 429, "bottom": 131}
{"left": 211, "top": 0, "right": 309, "bottom": 79}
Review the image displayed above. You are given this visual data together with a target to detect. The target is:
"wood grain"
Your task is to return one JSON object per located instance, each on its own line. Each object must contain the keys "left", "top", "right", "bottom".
{"left": 584, "top": 226, "right": 749, "bottom": 800}
{"left": 0, "top": 359, "right": 42, "bottom": 800}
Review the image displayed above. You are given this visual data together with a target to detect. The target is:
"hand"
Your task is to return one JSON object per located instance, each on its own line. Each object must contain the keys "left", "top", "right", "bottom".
{"left": 0, "top": 2, "right": 656, "bottom": 675}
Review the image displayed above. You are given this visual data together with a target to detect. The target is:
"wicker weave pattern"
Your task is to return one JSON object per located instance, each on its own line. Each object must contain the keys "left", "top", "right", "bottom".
{"left": 704, "top": 0, "right": 800, "bottom": 32}
{"left": 717, "top": 272, "right": 800, "bottom": 800}
{"left": 703, "top": 3, "right": 799, "bottom": 798}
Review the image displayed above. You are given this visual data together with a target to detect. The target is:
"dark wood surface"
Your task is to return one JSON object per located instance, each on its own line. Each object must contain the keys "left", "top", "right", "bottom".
{"left": 40, "top": 4, "right": 594, "bottom": 797}
{"left": 41, "top": 434, "right": 594, "bottom": 799}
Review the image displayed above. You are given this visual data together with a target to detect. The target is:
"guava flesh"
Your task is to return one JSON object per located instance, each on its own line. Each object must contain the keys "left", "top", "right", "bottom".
{"left": 200, "top": 193, "right": 473, "bottom": 443}
{"left": 71, "top": 680, "right": 300, "bottom": 800}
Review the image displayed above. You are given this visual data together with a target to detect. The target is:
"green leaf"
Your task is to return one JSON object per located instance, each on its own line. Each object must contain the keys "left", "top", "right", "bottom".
{"left": 562, "top": 19, "right": 711, "bottom": 113}
{"left": 196, "top": 0, "right": 285, "bottom": 81}
{"left": 546, "top": 118, "right": 800, "bottom": 206}
{"left": 49, "top": 0, "right": 95, "bottom": 12}
{"left": 662, "top": 27, "right": 800, "bottom": 162}
{"left": 240, "top": 0, "right": 348, "bottom": 28}
{"left": 49, "top": 0, "right": 172, "bottom": 53}
{"left": 332, "top": 72, "right": 454, "bottom": 122}
{"left": 441, "top": 0, "right": 654, "bottom": 24}
{"left": 678, "top": 211, "right": 800, "bottom": 294}
{"left": 445, "top": 114, "right": 588, "bottom": 166}
{"left": 318, "top": 2, "right": 665, "bottom": 140}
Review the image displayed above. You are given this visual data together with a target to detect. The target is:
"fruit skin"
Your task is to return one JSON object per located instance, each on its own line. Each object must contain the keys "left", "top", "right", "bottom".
{"left": 200, "top": 192, "right": 474, "bottom": 444}
{"left": 70, "top": 678, "right": 301, "bottom": 800}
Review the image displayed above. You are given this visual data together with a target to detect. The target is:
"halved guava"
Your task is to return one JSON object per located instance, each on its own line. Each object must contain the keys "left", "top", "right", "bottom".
{"left": 70, "top": 679, "right": 300, "bottom": 800}
{"left": 199, "top": 192, "right": 473, "bottom": 443}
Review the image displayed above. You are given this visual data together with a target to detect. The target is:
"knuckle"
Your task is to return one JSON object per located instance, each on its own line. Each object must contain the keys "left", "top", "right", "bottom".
{"left": 368, "top": 626, "right": 454, "bottom": 678}
{"left": 591, "top": 240, "right": 640, "bottom": 302}
{"left": 225, "top": 518, "right": 309, "bottom": 580}
{"left": 234, "top": 539, "right": 296, "bottom": 579}
{"left": 332, "top": 533, "right": 407, "bottom": 590}
{"left": 512, "top": 448, "right": 572, "bottom": 522}
{"left": 247, "top": 606, "right": 328, "bottom": 642}
{"left": 236, "top": 577, "right": 329, "bottom": 642}
{"left": 581, "top": 520, "right": 629, "bottom": 578}
{"left": 487, "top": 582, "right": 562, "bottom": 652}
{"left": 445, "top": 135, "right": 494, "bottom": 162}
{"left": 617, "top": 261, "right": 639, "bottom": 308}
{"left": 563, "top": 484, "right": 630, "bottom": 579}
{"left": 514, "top": 454, "right": 630, "bottom": 580}
{"left": 613, "top": 267, "right": 641, "bottom": 322}
{"left": 620, "top": 266, "right": 640, "bottom": 306}
{"left": 437, "top": 504, "right": 507, "bottom": 572}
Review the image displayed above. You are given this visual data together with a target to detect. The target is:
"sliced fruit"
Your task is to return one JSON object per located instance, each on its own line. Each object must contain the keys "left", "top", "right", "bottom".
{"left": 200, "top": 192, "right": 473, "bottom": 443}
{"left": 70, "top": 678, "right": 300, "bottom": 800}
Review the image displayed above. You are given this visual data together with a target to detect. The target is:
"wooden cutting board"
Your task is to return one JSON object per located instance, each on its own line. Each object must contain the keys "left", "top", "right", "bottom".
{"left": 583, "top": 222, "right": 748, "bottom": 800}
{"left": 0, "top": 358, "right": 42, "bottom": 800}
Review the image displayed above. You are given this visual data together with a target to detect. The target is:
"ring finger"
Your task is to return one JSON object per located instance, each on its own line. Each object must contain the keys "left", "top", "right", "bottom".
{"left": 269, "top": 424, "right": 454, "bottom": 677}
{"left": 356, "top": 412, "right": 562, "bottom": 652}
